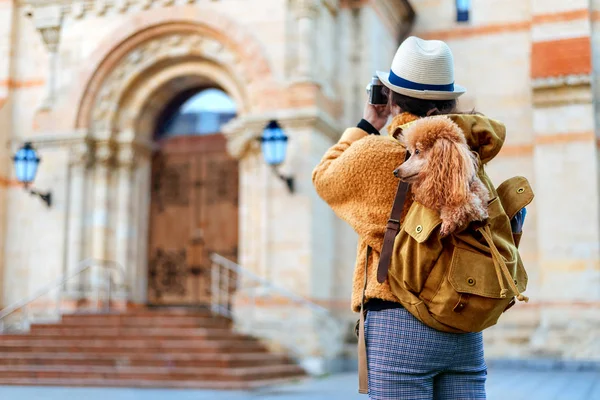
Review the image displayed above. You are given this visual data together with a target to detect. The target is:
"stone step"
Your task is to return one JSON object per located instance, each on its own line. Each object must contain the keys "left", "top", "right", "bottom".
{"left": 1, "top": 331, "right": 253, "bottom": 342}
{"left": 0, "top": 351, "right": 294, "bottom": 368}
{"left": 118, "top": 308, "right": 214, "bottom": 317}
{"left": 58, "top": 314, "right": 231, "bottom": 327}
{"left": 0, "top": 338, "right": 267, "bottom": 353}
{"left": 0, "top": 364, "right": 305, "bottom": 382}
{"left": 0, "top": 375, "right": 306, "bottom": 390}
{"left": 28, "top": 326, "right": 237, "bottom": 338}
{"left": 0, "top": 308, "right": 304, "bottom": 389}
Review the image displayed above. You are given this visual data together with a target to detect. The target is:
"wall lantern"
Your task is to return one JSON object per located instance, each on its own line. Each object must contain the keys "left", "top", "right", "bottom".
{"left": 12, "top": 142, "right": 52, "bottom": 207}
{"left": 260, "top": 120, "right": 294, "bottom": 194}
{"left": 456, "top": 0, "right": 470, "bottom": 22}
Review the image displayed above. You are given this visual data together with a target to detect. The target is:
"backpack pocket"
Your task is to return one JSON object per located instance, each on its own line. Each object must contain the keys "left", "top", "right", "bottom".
{"left": 426, "top": 244, "right": 528, "bottom": 332}
{"left": 389, "top": 202, "right": 443, "bottom": 295}
{"left": 423, "top": 197, "right": 528, "bottom": 332}
{"left": 448, "top": 245, "right": 526, "bottom": 299}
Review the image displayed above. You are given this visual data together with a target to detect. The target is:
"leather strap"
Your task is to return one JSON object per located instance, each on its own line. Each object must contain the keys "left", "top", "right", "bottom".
{"left": 358, "top": 246, "right": 371, "bottom": 394}
{"left": 377, "top": 151, "right": 411, "bottom": 283}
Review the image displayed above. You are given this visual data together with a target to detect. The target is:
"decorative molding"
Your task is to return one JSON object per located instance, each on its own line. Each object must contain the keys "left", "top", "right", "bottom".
{"left": 532, "top": 74, "right": 592, "bottom": 107}
{"left": 89, "top": 32, "right": 244, "bottom": 137}
{"left": 532, "top": 74, "right": 591, "bottom": 89}
{"left": 223, "top": 109, "right": 341, "bottom": 160}
{"left": 8, "top": 129, "right": 88, "bottom": 149}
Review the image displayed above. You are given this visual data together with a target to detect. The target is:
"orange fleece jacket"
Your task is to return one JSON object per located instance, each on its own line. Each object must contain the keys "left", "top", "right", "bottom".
{"left": 312, "top": 127, "right": 409, "bottom": 312}
{"left": 312, "top": 115, "right": 507, "bottom": 312}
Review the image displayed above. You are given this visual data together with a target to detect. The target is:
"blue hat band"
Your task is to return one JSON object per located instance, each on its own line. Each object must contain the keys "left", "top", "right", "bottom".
{"left": 389, "top": 70, "right": 455, "bottom": 92}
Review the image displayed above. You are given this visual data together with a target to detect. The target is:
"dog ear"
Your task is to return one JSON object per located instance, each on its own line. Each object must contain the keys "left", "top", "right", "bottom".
{"left": 419, "top": 139, "right": 474, "bottom": 209}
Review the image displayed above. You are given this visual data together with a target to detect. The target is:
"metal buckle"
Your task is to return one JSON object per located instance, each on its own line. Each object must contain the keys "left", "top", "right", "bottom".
{"left": 387, "top": 218, "right": 400, "bottom": 229}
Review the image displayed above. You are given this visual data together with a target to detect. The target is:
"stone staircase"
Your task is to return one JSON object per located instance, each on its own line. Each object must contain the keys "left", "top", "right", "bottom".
{"left": 0, "top": 308, "right": 306, "bottom": 389}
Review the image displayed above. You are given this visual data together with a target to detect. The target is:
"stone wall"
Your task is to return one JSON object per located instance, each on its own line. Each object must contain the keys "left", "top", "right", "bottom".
{"left": 0, "top": 0, "right": 410, "bottom": 370}
{"left": 412, "top": 0, "right": 600, "bottom": 361}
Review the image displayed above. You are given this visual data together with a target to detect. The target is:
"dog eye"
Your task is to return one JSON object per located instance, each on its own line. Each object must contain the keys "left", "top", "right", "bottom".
{"left": 414, "top": 149, "right": 420, "bottom": 155}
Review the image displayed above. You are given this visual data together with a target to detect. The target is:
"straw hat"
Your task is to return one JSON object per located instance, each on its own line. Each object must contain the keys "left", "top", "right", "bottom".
{"left": 377, "top": 36, "right": 466, "bottom": 101}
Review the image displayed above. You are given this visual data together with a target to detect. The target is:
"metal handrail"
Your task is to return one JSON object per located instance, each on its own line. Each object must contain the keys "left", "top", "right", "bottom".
{"left": 209, "top": 253, "right": 344, "bottom": 369}
{"left": 210, "top": 253, "right": 332, "bottom": 316}
{"left": 0, "top": 258, "right": 126, "bottom": 330}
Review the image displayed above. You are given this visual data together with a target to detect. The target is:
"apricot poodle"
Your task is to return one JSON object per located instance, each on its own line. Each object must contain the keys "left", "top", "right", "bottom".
{"left": 393, "top": 116, "right": 490, "bottom": 236}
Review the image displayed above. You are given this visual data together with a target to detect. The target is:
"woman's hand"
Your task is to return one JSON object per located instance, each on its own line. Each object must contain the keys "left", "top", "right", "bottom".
{"left": 363, "top": 101, "right": 390, "bottom": 131}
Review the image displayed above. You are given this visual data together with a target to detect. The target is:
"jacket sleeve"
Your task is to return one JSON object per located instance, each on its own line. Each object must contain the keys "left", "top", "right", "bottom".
{"left": 312, "top": 127, "right": 368, "bottom": 201}
{"left": 312, "top": 127, "right": 405, "bottom": 249}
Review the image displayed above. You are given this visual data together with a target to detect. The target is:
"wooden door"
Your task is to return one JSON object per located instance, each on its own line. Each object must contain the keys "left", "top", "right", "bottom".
{"left": 147, "top": 134, "right": 238, "bottom": 305}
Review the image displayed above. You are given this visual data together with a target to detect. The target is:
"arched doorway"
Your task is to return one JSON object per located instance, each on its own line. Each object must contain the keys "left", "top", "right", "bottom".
{"left": 147, "top": 88, "right": 239, "bottom": 306}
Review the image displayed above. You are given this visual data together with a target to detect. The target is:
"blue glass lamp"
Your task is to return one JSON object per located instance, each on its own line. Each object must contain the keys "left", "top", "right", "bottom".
{"left": 456, "top": 0, "right": 470, "bottom": 22}
{"left": 13, "top": 142, "right": 52, "bottom": 207}
{"left": 260, "top": 120, "right": 294, "bottom": 193}
{"left": 13, "top": 142, "right": 40, "bottom": 185}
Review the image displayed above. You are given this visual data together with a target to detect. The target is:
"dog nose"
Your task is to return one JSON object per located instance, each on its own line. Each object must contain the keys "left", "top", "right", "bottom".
{"left": 393, "top": 168, "right": 400, "bottom": 178}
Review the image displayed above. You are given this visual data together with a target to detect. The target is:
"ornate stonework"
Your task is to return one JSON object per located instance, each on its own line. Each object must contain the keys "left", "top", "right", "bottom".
{"left": 89, "top": 32, "right": 242, "bottom": 136}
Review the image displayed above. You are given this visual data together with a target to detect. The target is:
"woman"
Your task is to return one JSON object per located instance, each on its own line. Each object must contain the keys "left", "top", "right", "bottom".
{"left": 312, "top": 37, "right": 506, "bottom": 399}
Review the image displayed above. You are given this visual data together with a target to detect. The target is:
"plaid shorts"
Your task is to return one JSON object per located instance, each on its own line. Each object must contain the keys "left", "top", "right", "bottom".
{"left": 365, "top": 307, "right": 487, "bottom": 400}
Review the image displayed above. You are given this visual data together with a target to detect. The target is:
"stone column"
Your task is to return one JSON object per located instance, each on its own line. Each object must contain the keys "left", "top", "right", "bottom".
{"left": 114, "top": 142, "right": 136, "bottom": 301}
{"left": 130, "top": 151, "right": 152, "bottom": 304}
{"left": 224, "top": 111, "right": 345, "bottom": 374}
{"left": 85, "top": 140, "right": 115, "bottom": 297}
{"left": 32, "top": 5, "right": 62, "bottom": 111}
{"left": 293, "top": 0, "right": 319, "bottom": 80}
{"left": 64, "top": 140, "right": 93, "bottom": 300}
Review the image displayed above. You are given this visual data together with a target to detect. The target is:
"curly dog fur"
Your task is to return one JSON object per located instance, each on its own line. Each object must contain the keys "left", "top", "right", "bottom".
{"left": 395, "top": 116, "right": 490, "bottom": 236}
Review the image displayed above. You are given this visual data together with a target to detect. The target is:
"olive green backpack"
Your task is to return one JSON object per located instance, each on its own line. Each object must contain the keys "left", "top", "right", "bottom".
{"left": 380, "top": 174, "right": 534, "bottom": 333}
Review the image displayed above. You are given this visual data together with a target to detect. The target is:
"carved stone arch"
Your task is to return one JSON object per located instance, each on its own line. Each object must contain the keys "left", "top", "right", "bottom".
{"left": 71, "top": 8, "right": 275, "bottom": 133}
{"left": 118, "top": 60, "right": 245, "bottom": 143}
{"left": 79, "top": 24, "right": 266, "bottom": 139}
{"left": 92, "top": 34, "right": 250, "bottom": 141}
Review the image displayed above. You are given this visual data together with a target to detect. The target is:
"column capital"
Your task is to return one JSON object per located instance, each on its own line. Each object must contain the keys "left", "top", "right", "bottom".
{"left": 93, "top": 140, "right": 115, "bottom": 167}
{"left": 293, "top": 0, "right": 320, "bottom": 18}
{"left": 69, "top": 140, "right": 94, "bottom": 168}
{"left": 114, "top": 139, "right": 153, "bottom": 168}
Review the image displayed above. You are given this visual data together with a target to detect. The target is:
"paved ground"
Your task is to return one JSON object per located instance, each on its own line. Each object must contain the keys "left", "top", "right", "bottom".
{"left": 0, "top": 369, "right": 599, "bottom": 399}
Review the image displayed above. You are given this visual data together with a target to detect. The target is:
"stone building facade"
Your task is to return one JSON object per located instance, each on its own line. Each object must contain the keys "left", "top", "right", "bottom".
{"left": 0, "top": 0, "right": 598, "bottom": 367}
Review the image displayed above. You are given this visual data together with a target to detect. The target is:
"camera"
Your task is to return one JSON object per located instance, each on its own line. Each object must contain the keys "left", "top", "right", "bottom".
{"left": 367, "top": 75, "right": 387, "bottom": 105}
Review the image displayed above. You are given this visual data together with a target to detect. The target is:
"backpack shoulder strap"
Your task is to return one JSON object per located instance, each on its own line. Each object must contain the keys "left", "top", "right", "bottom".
{"left": 377, "top": 151, "right": 411, "bottom": 283}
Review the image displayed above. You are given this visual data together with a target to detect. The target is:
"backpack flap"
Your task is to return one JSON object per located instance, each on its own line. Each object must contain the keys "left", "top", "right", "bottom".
{"left": 390, "top": 202, "right": 443, "bottom": 295}
{"left": 402, "top": 202, "right": 442, "bottom": 243}
{"left": 496, "top": 176, "right": 534, "bottom": 220}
